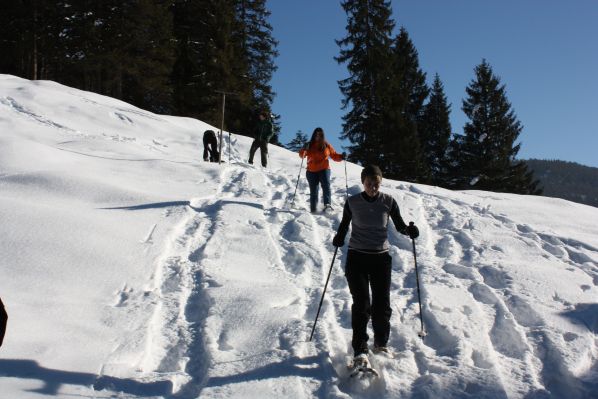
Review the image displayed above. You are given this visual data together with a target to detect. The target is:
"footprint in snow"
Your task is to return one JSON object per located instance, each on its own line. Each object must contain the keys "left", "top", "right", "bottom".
{"left": 443, "top": 263, "right": 477, "bottom": 281}
{"left": 478, "top": 265, "right": 511, "bottom": 289}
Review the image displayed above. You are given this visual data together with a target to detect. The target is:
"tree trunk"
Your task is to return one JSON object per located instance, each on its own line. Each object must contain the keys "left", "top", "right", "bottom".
{"left": 32, "top": 4, "right": 38, "bottom": 80}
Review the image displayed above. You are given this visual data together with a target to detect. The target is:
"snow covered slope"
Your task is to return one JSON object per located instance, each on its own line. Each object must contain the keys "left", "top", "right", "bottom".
{"left": 1, "top": 74, "right": 597, "bottom": 398}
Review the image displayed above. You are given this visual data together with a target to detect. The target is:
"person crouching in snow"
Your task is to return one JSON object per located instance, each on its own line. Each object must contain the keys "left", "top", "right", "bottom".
{"left": 298, "top": 127, "right": 345, "bottom": 213}
{"left": 332, "top": 165, "right": 419, "bottom": 366}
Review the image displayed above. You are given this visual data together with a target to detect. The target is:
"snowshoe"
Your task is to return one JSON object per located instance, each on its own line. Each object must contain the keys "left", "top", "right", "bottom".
{"left": 348, "top": 353, "right": 379, "bottom": 378}
{"left": 372, "top": 345, "right": 394, "bottom": 358}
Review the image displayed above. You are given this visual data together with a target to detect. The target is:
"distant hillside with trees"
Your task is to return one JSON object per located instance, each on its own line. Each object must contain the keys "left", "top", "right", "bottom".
{"left": 526, "top": 159, "right": 598, "bottom": 208}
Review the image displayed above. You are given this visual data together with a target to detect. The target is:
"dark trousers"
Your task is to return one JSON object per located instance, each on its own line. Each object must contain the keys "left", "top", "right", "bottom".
{"left": 203, "top": 133, "right": 219, "bottom": 162}
{"left": 0, "top": 298, "right": 7, "bottom": 347}
{"left": 305, "top": 169, "right": 331, "bottom": 212}
{"left": 345, "top": 250, "right": 392, "bottom": 356}
{"left": 248, "top": 139, "right": 268, "bottom": 167}
{"left": 203, "top": 145, "right": 219, "bottom": 162}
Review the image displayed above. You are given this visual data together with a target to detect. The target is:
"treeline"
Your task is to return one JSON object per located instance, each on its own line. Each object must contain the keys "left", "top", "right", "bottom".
{"left": 0, "top": 0, "right": 278, "bottom": 138}
{"left": 332, "top": 0, "right": 540, "bottom": 195}
{"left": 526, "top": 159, "right": 598, "bottom": 208}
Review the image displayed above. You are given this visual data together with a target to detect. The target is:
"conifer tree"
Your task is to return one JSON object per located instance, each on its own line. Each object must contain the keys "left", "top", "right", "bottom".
{"left": 230, "top": 0, "right": 278, "bottom": 137}
{"left": 234, "top": 0, "right": 278, "bottom": 110}
{"left": 383, "top": 27, "right": 429, "bottom": 182}
{"left": 97, "top": 0, "right": 175, "bottom": 112}
{"left": 420, "top": 73, "right": 452, "bottom": 186}
{"left": 172, "top": 0, "right": 277, "bottom": 136}
{"left": 0, "top": 1, "right": 67, "bottom": 81}
{"left": 0, "top": 1, "right": 174, "bottom": 112}
{"left": 336, "top": 0, "right": 395, "bottom": 167}
{"left": 286, "top": 130, "right": 309, "bottom": 151}
{"left": 172, "top": 0, "right": 238, "bottom": 126}
{"left": 454, "top": 59, "right": 540, "bottom": 194}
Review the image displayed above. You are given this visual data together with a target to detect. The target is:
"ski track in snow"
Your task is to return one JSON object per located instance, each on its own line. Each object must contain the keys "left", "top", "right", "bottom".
{"left": 101, "top": 158, "right": 598, "bottom": 399}
{"left": 3, "top": 78, "right": 597, "bottom": 398}
{"left": 113, "top": 160, "right": 344, "bottom": 398}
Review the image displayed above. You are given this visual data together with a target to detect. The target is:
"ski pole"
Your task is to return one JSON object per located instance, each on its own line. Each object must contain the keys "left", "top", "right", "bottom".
{"left": 344, "top": 159, "right": 349, "bottom": 200}
{"left": 410, "top": 222, "right": 426, "bottom": 339}
{"left": 309, "top": 246, "right": 339, "bottom": 341}
{"left": 228, "top": 131, "right": 231, "bottom": 163}
{"left": 289, "top": 156, "right": 305, "bottom": 208}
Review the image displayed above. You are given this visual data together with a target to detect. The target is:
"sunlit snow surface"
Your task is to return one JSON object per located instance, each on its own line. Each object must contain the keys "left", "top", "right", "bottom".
{"left": 1, "top": 75, "right": 597, "bottom": 398}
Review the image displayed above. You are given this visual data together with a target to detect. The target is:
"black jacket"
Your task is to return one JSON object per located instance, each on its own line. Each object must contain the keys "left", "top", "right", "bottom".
{"left": 0, "top": 297, "right": 7, "bottom": 347}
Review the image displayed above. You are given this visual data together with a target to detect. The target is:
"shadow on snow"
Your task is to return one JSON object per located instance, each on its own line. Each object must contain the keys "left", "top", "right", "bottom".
{"left": 0, "top": 359, "right": 172, "bottom": 396}
{"left": 100, "top": 199, "right": 264, "bottom": 212}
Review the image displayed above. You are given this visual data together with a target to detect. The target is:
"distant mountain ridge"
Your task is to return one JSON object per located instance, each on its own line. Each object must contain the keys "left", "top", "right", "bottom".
{"left": 526, "top": 159, "right": 598, "bottom": 207}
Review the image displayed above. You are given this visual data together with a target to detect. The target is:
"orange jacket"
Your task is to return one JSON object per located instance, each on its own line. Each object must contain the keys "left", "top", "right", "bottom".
{"left": 299, "top": 142, "right": 343, "bottom": 172}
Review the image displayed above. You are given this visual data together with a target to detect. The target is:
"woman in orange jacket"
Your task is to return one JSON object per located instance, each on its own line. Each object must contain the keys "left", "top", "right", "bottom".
{"left": 299, "top": 127, "right": 345, "bottom": 213}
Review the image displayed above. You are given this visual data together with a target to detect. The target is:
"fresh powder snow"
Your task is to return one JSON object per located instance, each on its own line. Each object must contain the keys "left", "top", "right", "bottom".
{"left": 1, "top": 74, "right": 597, "bottom": 398}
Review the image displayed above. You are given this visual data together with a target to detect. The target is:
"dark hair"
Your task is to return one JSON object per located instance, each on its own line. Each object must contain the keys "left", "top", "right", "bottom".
{"left": 361, "top": 165, "right": 383, "bottom": 183}
{"left": 309, "top": 127, "right": 327, "bottom": 151}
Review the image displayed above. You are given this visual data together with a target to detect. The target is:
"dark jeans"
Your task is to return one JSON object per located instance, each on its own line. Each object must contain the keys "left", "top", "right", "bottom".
{"left": 0, "top": 297, "right": 7, "bottom": 347}
{"left": 248, "top": 139, "right": 268, "bottom": 167}
{"left": 345, "top": 250, "right": 392, "bottom": 356}
{"left": 306, "top": 169, "right": 331, "bottom": 212}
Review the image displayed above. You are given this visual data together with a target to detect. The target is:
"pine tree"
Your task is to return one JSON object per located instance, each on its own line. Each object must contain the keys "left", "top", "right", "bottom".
{"left": 91, "top": 0, "right": 175, "bottom": 112}
{"left": 0, "top": 1, "right": 68, "bottom": 81}
{"left": 120, "top": 0, "right": 175, "bottom": 113}
{"left": 383, "top": 27, "right": 429, "bottom": 182}
{"left": 230, "top": 0, "right": 278, "bottom": 137}
{"left": 336, "top": 0, "right": 395, "bottom": 167}
{"left": 454, "top": 59, "right": 540, "bottom": 194}
{"left": 420, "top": 73, "right": 452, "bottom": 186}
{"left": 172, "top": 0, "right": 277, "bottom": 136}
{"left": 0, "top": 1, "right": 175, "bottom": 112}
{"left": 172, "top": 0, "right": 239, "bottom": 127}
{"left": 234, "top": 0, "right": 278, "bottom": 110}
{"left": 286, "top": 130, "right": 309, "bottom": 151}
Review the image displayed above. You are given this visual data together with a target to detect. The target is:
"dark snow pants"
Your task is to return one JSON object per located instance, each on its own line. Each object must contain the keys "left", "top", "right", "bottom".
{"left": 0, "top": 297, "right": 7, "bottom": 347}
{"left": 248, "top": 139, "right": 268, "bottom": 167}
{"left": 345, "top": 250, "right": 392, "bottom": 356}
{"left": 203, "top": 132, "right": 219, "bottom": 162}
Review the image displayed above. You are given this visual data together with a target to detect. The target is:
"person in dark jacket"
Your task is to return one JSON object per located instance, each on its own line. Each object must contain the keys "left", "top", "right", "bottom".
{"left": 203, "top": 130, "right": 220, "bottom": 162}
{"left": 0, "top": 297, "right": 7, "bottom": 347}
{"left": 248, "top": 111, "right": 274, "bottom": 167}
{"left": 333, "top": 165, "right": 419, "bottom": 364}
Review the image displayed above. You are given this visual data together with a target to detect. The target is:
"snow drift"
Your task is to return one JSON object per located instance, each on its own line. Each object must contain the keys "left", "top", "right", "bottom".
{"left": 1, "top": 75, "right": 597, "bottom": 398}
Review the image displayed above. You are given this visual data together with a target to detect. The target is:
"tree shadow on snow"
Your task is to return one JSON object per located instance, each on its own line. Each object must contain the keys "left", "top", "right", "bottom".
{"left": 0, "top": 359, "right": 172, "bottom": 397}
{"left": 100, "top": 199, "right": 264, "bottom": 212}
{"left": 203, "top": 355, "right": 325, "bottom": 388}
{"left": 100, "top": 201, "right": 191, "bottom": 210}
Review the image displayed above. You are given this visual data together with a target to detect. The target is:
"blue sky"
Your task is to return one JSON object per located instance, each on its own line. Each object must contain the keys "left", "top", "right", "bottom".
{"left": 268, "top": 0, "right": 598, "bottom": 167}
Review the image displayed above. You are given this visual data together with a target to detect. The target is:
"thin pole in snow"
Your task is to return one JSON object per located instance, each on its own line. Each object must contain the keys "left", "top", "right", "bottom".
{"left": 410, "top": 225, "right": 426, "bottom": 340}
{"left": 290, "top": 146, "right": 306, "bottom": 208}
{"left": 309, "top": 246, "right": 339, "bottom": 341}
{"left": 344, "top": 159, "right": 349, "bottom": 201}
{"left": 215, "top": 90, "right": 237, "bottom": 165}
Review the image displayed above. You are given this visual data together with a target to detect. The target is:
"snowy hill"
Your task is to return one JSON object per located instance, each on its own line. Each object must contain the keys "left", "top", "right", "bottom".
{"left": 1, "top": 74, "right": 597, "bottom": 398}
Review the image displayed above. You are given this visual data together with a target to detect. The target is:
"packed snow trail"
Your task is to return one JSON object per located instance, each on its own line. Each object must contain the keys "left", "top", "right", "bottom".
{"left": 2, "top": 76, "right": 598, "bottom": 398}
